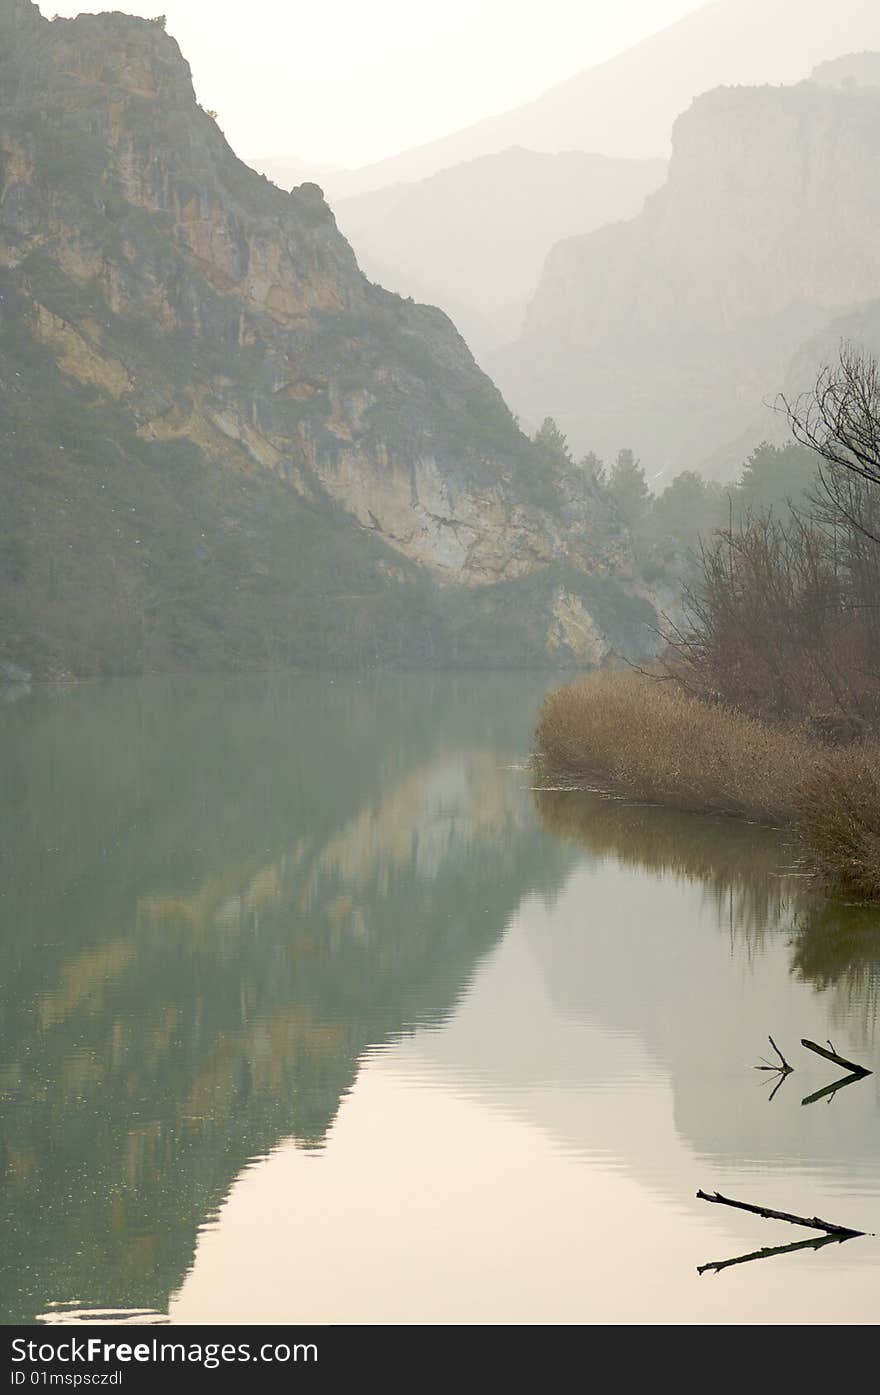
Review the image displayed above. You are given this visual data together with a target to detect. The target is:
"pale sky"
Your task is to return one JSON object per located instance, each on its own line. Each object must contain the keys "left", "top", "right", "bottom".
{"left": 44, "top": 1, "right": 706, "bottom": 168}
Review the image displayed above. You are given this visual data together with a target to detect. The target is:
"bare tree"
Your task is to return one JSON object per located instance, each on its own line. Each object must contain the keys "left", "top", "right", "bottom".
{"left": 781, "top": 342, "right": 880, "bottom": 490}
{"left": 659, "top": 510, "right": 866, "bottom": 725}
{"left": 653, "top": 343, "right": 880, "bottom": 735}
{"left": 781, "top": 342, "right": 880, "bottom": 639}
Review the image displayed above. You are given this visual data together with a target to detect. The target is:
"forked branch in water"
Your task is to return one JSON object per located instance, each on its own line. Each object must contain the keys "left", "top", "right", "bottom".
{"left": 754, "top": 1034, "right": 793, "bottom": 1075}
{"left": 696, "top": 1190, "right": 864, "bottom": 1237}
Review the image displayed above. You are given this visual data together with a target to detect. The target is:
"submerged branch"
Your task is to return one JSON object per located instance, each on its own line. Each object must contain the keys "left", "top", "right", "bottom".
{"left": 801, "top": 1038, "right": 872, "bottom": 1076}
{"left": 696, "top": 1189, "right": 864, "bottom": 1237}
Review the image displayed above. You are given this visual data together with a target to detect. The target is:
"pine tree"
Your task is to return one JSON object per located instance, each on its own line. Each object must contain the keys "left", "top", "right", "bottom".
{"left": 608, "top": 448, "right": 650, "bottom": 527}
{"left": 532, "top": 417, "right": 571, "bottom": 464}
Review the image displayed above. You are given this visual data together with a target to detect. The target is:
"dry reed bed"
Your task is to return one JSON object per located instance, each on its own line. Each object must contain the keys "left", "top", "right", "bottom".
{"left": 534, "top": 671, "right": 880, "bottom": 899}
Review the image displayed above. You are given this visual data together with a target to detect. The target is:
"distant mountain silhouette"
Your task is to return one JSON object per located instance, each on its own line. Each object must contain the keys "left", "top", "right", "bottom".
{"left": 492, "top": 74, "right": 880, "bottom": 476}
{"left": 333, "top": 147, "right": 665, "bottom": 359}
{"left": 281, "top": 0, "right": 880, "bottom": 198}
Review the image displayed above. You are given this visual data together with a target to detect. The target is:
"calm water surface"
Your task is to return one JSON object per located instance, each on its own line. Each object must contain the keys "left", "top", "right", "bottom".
{"left": 1, "top": 673, "right": 879, "bottom": 1325}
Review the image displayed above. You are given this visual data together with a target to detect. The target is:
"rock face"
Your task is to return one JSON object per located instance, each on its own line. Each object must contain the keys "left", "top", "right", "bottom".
{"left": 492, "top": 77, "right": 880, "bottom": 478}
{"left": 0, "top": 2, "right": 653, "bottom": 675}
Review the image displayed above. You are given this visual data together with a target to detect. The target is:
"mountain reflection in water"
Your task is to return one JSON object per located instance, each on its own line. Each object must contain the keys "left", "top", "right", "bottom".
{"left": 1, "top": 675, "right": 879, "bottom": 1324}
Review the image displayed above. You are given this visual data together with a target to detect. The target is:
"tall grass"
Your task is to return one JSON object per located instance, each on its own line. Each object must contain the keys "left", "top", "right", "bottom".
{"left": 796, "top": 747, "right": 880, "bottom": 900}
{"left": 535, "top": 670, "right": 810, "bottom": 820}
{"left": 534, "top": 670, "right": 880, "bottom": 899}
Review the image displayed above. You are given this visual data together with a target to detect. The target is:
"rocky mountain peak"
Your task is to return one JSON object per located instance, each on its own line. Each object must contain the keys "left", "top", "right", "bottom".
{"left": 0, "top": 3, "right": 651, "bottom": 676}
{"left": 2, "top": 6, "right": 198, "bottom": 110}
{"left": 0, "top": 0, "right": 43, "bottom": 34}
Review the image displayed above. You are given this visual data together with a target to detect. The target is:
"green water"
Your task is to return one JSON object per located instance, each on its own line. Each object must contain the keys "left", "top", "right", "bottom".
{"left": 1, "top": 673, "right": 879, "bottom": 1325}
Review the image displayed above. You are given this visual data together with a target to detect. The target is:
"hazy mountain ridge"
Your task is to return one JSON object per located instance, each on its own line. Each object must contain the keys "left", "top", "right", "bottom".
{"left": 0, "top": 1, "right": 653, "bottom": 677}
{"left": 492, "top": 75, "right": 880, "bottom": 475}
{"left": 333, "top": 147, "right": 666, "bottom": 359}
{"left": 287, "top": 0, "right": 880, "bottom": 198}
{"left": 812, "top": 51, "right": 880, "bottom": 87}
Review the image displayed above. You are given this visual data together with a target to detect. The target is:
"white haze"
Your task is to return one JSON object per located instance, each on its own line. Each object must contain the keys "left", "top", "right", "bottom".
{"left": 324, "top": 0, "right": 880, "bottom": 195}
{"left": 44, "top": 1, "right": 705, "bottom": 167}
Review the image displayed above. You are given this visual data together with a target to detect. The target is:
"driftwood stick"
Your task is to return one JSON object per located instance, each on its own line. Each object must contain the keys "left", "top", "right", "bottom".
{"left": 801, "top": 1038, "right": 872, "bottom": 1076}
{"left": 801, "top": 1071, "right": 868, "bottom": 1108}
{"left": 696, "top": 1189, "right": 864, "bottom": 1237}
{"left": 698, "top": 1231, "right": 852, "bottom": 1276}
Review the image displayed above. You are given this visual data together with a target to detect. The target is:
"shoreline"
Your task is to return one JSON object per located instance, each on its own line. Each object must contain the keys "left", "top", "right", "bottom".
{"left": 534, "top": 670, "right": 880, "bottom": 901}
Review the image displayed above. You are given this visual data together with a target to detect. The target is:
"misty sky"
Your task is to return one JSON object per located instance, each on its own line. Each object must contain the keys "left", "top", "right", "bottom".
{"left": 45, "top": 1, "right": 705, "bottom": 168}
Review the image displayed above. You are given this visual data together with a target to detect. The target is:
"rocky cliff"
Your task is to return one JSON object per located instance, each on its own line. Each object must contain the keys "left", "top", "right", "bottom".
{"left": 492, "top": 75, "right": 880, "bottom": 477}
{"left": 0, "top": 1, "right": 651, "bottom": 677}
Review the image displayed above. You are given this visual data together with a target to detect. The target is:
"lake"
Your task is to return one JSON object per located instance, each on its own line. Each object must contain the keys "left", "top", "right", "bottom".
{"left": 1, "top": 672, "right": 879, "bottom": 1325}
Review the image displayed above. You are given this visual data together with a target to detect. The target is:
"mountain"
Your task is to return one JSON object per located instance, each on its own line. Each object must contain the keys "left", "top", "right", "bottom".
{"left": 333, "top": 148, "right": 666, "bottom": 360}
{"left": 491, "top": 74, "right": 880, "bottom": 477}
{"left": 0, "top": 2, "right": 654, "bottom": 679}
{"left": 298, "top": 0, "right": 880, "bottom": 198}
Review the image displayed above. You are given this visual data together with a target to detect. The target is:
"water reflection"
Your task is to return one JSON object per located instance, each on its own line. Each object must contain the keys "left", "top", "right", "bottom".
{"left": 533, "top": 787, "right": 802, "bottom": 949}
{"left": 534, "top": 786, "right": 880, "bottom": 1017}
{"left": 697, "top": 1230, "right": 859, "bottom": 1277}
{"left": 791, "top": 901, "right": 880, "bottom": 1042}
{"left": 1, "top": 675, "right": 879, "bottom": 1324}
{"left": 0, "top": 675, "right": 566, "bottom": 1322}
